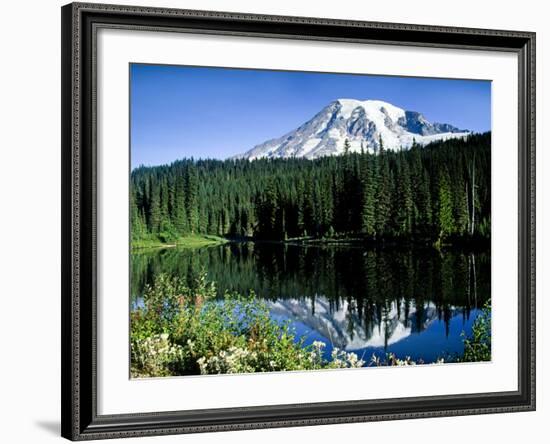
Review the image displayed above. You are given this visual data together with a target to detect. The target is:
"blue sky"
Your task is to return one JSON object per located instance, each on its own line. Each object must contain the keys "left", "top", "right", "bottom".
{"left": 130, "top": 64, "right": 491, "bottom": 168}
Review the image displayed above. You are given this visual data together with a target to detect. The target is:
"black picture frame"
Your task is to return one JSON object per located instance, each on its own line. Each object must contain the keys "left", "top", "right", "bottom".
{"left": 61, "top": 2, "right": 536, "bottom": 440}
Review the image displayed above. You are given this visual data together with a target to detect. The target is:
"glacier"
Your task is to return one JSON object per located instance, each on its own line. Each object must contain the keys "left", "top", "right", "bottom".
{"left": 235, "top": 98, "right": 470, "bottom": 160}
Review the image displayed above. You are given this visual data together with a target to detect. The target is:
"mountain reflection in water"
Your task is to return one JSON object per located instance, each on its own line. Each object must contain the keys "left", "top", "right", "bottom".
{"left": 268, "top": 297, "right": 481, "bottom": 362}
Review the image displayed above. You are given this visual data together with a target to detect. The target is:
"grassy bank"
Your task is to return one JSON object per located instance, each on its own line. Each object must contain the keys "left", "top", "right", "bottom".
{"left": 132, "top": 234, "right": 228, "bottom": 250}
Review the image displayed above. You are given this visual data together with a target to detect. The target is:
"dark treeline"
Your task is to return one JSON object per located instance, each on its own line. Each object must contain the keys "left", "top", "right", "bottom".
{"left": 131, "top": 132, "right": 490, "bottom": 243}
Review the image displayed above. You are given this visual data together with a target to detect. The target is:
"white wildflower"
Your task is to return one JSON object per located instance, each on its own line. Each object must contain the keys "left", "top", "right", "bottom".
{"left": 312, "top": 341, "right": 326, "bottom": 350}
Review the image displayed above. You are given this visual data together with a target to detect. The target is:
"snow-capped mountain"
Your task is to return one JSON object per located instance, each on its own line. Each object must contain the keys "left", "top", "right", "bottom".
{"left": 236, "top": 99, "right": 470, "bottom": 160}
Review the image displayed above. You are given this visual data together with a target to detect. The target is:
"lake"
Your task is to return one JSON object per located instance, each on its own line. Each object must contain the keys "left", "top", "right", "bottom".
{"left": 131, "top": 242, "right": 490, "bottom": 365}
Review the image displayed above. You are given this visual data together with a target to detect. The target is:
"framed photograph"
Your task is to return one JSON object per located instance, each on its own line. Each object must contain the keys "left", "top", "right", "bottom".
{"left": 61, "top": 2, "right": 535, "bottom": 440}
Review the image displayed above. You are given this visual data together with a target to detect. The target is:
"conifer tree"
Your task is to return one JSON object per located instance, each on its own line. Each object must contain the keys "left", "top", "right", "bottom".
{"left": 173, "top": 173, "right": 187, "bottom": 234}
{"left": 185, "top": 164, "right": 199, "bottom": 233}
{"left": 148, "top": 178, "right": 162, "bottom": 234}
{"left": 414, "top": 168, "right": 432, "bottom": 234}
{"left": 130, "top": 188, "right": 146, "bottom": 240}
{"left": 454, "top": 172, "right": 470, "bottom": 235}
{"left": 360, "top": 154, "right": 376, "bottom": 236}
{"left": 395, "top": 156, "right": 413, "bottom": 235}
{"left": 437, "top": 169, "right": 453, "bottom": 239}
{"left": 378, "top": 134, "right": 384, "bottom": 154}
{"left": 343, "top": 138, "right": 351, "bottom": 155}
{"left": 375, "top": 150, "right": 391, "bottom": 236}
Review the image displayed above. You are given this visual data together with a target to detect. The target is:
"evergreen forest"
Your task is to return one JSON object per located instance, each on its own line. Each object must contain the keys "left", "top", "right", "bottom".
{"left": 130, "top": 132, "right": 491, "bottom": 246}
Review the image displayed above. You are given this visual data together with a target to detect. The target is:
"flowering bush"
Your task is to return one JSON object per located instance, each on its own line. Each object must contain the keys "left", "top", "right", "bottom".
{"left": 324, "top": 345, "right": 365, "bottom": 369}
{"left": 369, "top": 353, "right": 444, "bottom": 367}
{"left": 195, "top": 340, "right": 365, "bottom": 375}
{"left": 131, "top": 273, "right": 369, "bottom": 377}
{"left": 131, "top": 333, "right": 187, "bottom": 377}
{"left": 197, "top": 347, "right": 258, "bottom": 374}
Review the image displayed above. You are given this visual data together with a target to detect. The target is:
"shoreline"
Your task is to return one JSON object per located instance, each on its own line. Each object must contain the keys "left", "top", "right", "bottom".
{"left": 132, "top": 234, "right": 228, "bottom": 251}
{"left": 132, "top": 232, "right": 490, "bottom": 251}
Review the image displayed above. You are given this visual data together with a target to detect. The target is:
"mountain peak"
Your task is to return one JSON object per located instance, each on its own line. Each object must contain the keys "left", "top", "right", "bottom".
{"left": 236, "top": 99, "right": 469, "bottom": 160}
{"left": 334, "top": 98, "right": 405, "bottom": 120}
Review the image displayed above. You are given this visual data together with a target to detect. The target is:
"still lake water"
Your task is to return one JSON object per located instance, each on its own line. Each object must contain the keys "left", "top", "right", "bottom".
{"left": 131, "top": 242, "right": 490, "bottom": 364}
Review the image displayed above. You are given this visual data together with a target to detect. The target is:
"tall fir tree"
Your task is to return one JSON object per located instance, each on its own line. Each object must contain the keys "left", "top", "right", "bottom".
{"left": 185, "top": 163, "right": 199, "bottom": 233}
{"left": 173, "top": 173, "right": 188, "bottom": 234}
{"left": 394, "top": 156, "right": 413, "bottom": 235}
{"left": 148, "top": 177, "right": 162, "bottom": 234}
{"left": 437, "top": 169, "right": 453, "bottom": 239}
{"left": 453, "top": 170, "right": 470, "bottom": 235}
{"left": 375, "top": 149, "right": 392, "bottom": 237}
{"left": 360, "top": 154, "right": 376, "bottom": 236}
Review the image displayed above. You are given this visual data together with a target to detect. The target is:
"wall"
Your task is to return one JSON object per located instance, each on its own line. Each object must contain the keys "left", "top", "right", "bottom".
{"left": 0, "top": 0, "right": 546, "bottom": 442}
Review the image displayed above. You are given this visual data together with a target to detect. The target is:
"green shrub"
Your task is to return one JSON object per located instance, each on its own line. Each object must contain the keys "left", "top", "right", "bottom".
{"left": 461, "top": 299, "right": 491, "bottom": 362}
